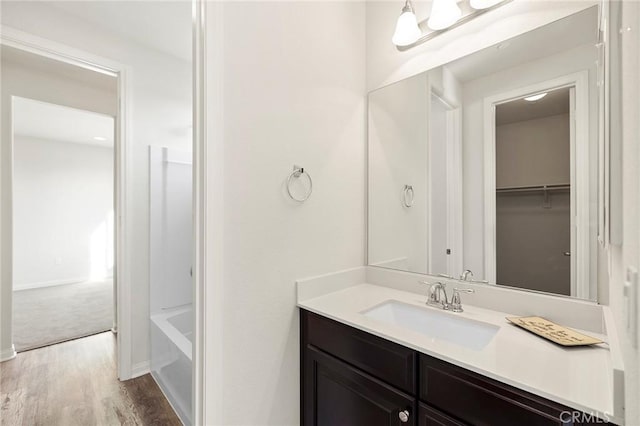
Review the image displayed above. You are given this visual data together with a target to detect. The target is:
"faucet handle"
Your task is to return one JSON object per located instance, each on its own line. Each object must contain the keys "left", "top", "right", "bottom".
{"left": 438, "top": 273, "right": 454, "bottom": 279}
{"left": 418, "top": 280, "right": 446, "bottom": 288}
{"left": 450, "top": 288, "right": 475, "bottom": 312}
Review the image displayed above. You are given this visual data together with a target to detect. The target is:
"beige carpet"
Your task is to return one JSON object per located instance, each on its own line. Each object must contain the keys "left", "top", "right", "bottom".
{"left": 13, "top": 279, "right": 114, "bottom": 352}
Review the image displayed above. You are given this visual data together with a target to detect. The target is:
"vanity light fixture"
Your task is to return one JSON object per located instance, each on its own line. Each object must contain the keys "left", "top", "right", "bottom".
{"left": 392, "top": 0, "right": 422, "bottom": 47}
{"left": 93, "top": 136, "right": 108, "bottom": 141}
{"left": 392, "top": 0, "right": 512, "bottom": 51}
{"left": 428, "top": 0, "right": 462, "bottom": 31}
{"left": 524, "top": 93, "right": 548, "bottom": 102}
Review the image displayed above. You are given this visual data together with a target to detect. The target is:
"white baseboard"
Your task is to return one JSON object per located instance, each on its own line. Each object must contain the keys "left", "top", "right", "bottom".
{"left": 13, "top": 277, "right": 89, "bottom": 291}
{"left": 0, "top": 345, "right": 17, "bottom": 362}
{"left": 13, "top": 276, "right": 113, "bottom": 292}
{"left": 130, "top": 360, "right": 150, "bottom": 379}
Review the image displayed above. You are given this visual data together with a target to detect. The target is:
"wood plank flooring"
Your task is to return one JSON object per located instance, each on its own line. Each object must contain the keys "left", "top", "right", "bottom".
{"left": 0, "top": 332, "right": 181, "bottom": 426}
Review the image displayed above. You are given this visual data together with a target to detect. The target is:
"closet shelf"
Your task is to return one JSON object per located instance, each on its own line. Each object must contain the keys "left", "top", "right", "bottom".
{"left": 496, "top": 183, "right": 570, "bottom": 194}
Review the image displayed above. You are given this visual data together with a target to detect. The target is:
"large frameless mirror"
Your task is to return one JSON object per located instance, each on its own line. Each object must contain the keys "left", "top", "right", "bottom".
{"left": 368, "top": 5, "right": 602, "bottom": 301}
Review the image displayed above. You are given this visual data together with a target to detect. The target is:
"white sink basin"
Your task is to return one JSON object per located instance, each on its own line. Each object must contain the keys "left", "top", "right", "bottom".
{"left": 361, "top": 300, "right": 499, "bottom": 350}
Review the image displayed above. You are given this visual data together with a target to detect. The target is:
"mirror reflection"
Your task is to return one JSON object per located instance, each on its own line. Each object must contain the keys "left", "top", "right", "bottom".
{"left": 368, "top": 6, "right": 600, "bottom": 300}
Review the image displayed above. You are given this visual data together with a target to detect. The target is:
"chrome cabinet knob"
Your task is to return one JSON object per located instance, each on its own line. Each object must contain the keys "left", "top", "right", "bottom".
{"left": 398, "top": 409, "right": 410, "bottom": 423}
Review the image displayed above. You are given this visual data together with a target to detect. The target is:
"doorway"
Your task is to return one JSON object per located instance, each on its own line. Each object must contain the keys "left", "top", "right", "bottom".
{"left": 0, "top": 38, "right": 129, "bottom": 375}
{"left": 483, "top": 71, "right": 592, "bottom": 299}
{"left": 494, "top": 87, "right": 573, "bottom": 295}
{"left": 11, "top": 96, "right": 116, "bottom": 351}
{"left": 428, "top": 92, "right": 463, "bottom": 277}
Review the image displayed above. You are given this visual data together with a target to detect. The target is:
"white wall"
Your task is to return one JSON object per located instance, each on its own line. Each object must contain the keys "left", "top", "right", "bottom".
{"left": 13, "top": 136, "right": 114, "bottom": 288}
{"left": 369, "top": 72, "right": 429, "bottom": 273}
{"left": 0, "top": 54, "right": 117, "bottom": 358}
{"left": 0, "top": 1, "right": 192, "bottom": 369}
{"left": 204, "top": 2, "right": 366, "bottom": 424}
{"left": 607, "top": 1, "right": 640, "bottom": 425}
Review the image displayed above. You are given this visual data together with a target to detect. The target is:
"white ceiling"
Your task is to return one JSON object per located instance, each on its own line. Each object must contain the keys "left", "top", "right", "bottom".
{"left": 446, "top": 5, "right": 598, "bottom": 83}
{"left": 48, "top": 1, "right": 192, "bottom": 62}
{"left": 496, "top": 87, "right": 570, "bottom": 126}
{"left": 13, "top": 97, "right": 115, "bottom": 148}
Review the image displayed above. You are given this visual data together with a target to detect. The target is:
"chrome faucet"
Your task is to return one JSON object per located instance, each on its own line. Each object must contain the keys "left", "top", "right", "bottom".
{"left": 459, "top": 269, "right": 489, "bottom": 284}
{"left": 421, "top": 281, "right": 475, "bottom": 313}
{"left": 460, "top": 269, "right": 474, "bottom": 281}
{"left": 426, "top": 281, "right": 449, "bottom": 310}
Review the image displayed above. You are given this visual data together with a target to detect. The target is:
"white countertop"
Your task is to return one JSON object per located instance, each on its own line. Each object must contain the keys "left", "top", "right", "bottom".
{"left": 298, "top": 281, "right": 619, "bottom": 423}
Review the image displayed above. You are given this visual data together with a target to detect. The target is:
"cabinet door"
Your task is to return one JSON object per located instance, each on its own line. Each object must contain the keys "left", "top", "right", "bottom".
{"left": 418, "top": 403, "right": 466, "bottom": 426}
{"left": 303, "top": 346, "right": 416, "bottom": 426}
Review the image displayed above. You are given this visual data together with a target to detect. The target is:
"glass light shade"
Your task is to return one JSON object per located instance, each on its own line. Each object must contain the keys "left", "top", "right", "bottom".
{"left": 427, "top": 0, "right": 462, "bottom": 31}
{"left": 524, "top": 93, "right": 548, "bottom": 102}
{"left": 470, "top": 0, "right": 503, "bottom": 9}
{"left": 392, "top": 9, "right": 422, "bottom": 46}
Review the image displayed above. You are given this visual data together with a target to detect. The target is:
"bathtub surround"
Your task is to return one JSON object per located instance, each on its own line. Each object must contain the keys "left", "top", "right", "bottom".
{"left": 12, "top": 279, "right": 113, "bottom": 352}
{"left": 149, "top": 146, "right": 193, "bottom": 425}
{"left": 151, "top": 307, "right": 193, "bottom": 423}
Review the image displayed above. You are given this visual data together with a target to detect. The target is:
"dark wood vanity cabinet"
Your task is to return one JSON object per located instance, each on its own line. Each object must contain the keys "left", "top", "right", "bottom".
{"left": 304, "top": 345, "right": 416, "bottom": 426}
{"left": 301, "top": 309, "right": 611, "bottom": 426}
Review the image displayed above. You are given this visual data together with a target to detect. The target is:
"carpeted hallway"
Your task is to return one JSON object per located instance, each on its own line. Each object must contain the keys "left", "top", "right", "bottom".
{"left": 12, "top": 279, "right": 114, "bottom": 352}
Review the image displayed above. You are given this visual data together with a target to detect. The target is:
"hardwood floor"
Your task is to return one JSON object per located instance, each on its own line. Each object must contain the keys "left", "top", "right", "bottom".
{"left": 0, "top": 332, "right": 181, "bottom": 426}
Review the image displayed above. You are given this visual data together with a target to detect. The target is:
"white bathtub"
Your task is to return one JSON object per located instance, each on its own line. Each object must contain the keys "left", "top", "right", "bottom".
{"left": 151, "top": 306, "right": 192, "bottom": 425}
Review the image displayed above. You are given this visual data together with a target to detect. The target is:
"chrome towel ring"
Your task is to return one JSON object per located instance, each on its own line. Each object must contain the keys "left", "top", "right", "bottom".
{"left": 287, "top": 165, "right": 313, "bottom": 202}
{"left": 402, "top": 184, "right": 414, "bottom": 207}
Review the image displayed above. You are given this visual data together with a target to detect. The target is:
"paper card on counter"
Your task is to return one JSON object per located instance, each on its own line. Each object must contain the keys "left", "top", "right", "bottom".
{"left": 506, "top": 316, "right": 603, "bottom": 346}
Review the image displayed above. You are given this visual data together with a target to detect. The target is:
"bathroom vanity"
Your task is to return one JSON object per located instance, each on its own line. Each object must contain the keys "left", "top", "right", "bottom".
{"left": 303, "top": 309, "right": 603, "bottom": 425}
{"left": 297, "top": 267, "right": 623, "bottom": 425}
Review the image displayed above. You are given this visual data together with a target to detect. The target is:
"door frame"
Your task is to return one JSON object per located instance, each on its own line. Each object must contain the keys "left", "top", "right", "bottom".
{"left": 427, "top": 90, "right": 463, "bottom": 277}
{"left": 482, "top": 71, "right": 590, "bottom": 298}
{"left": 0, "top": 26, "right": 135, "bottom": 378}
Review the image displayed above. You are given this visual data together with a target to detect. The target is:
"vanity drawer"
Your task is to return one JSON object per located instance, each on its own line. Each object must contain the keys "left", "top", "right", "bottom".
{"left": 302, "top": 310, "right": 416, "bottom": 394}
{"left": 419, "top": 354, "right": 584, "bottom": 426}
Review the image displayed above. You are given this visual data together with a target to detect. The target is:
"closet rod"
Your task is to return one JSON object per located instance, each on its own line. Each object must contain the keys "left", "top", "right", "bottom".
{"left": 496, "top": 184, "right": 570, "bottom": 194}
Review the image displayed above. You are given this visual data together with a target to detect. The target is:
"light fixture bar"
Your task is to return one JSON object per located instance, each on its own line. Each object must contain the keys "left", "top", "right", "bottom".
{"left": 396, "top": 0, "right": 513, "bottom": 51}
